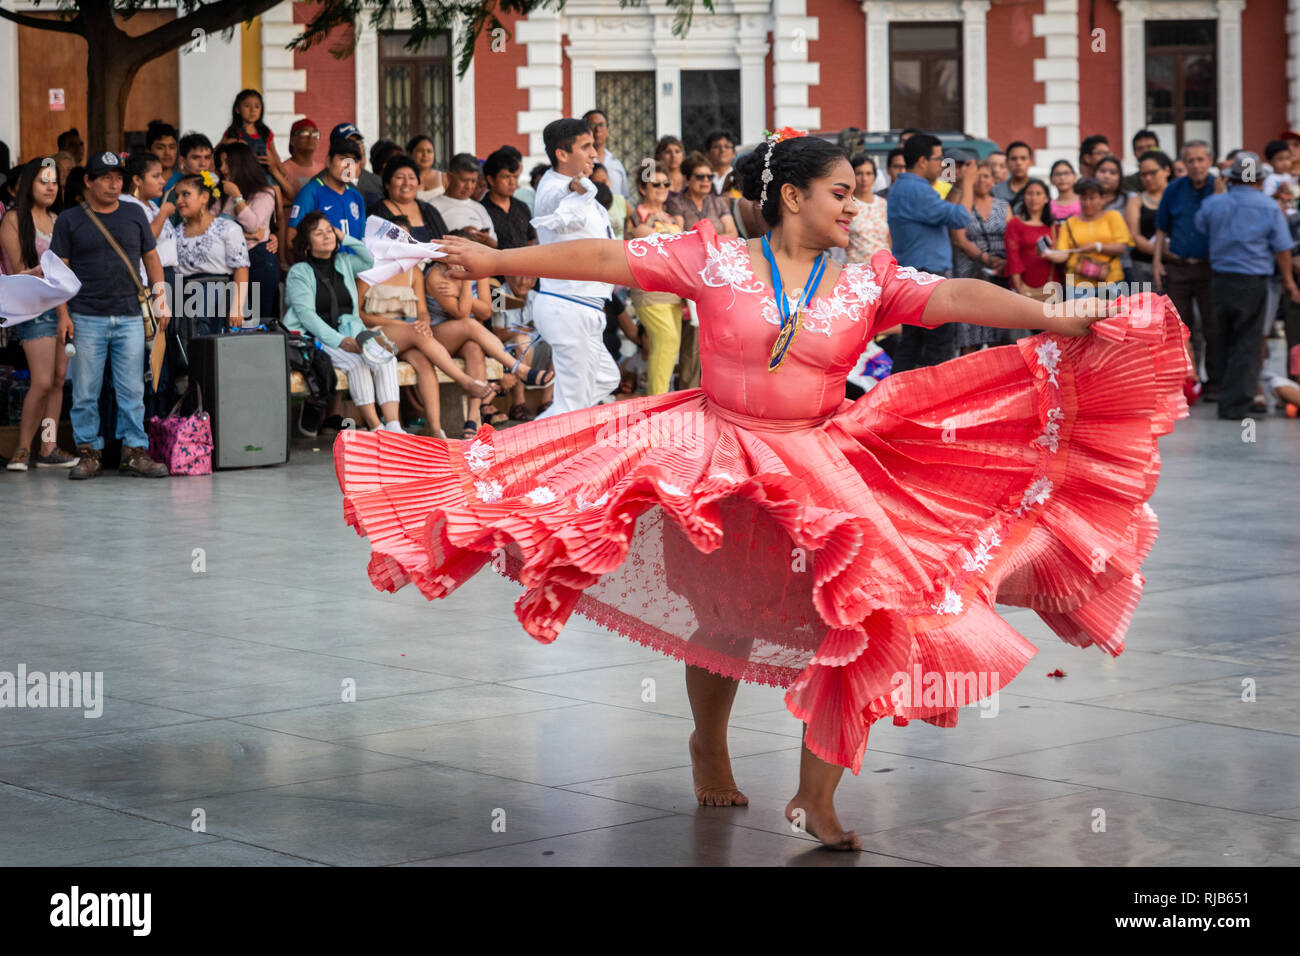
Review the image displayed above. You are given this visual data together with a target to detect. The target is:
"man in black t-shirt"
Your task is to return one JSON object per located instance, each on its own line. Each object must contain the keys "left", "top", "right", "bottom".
{"left": 51, "top": 150, "right": 170, "bottom": 479}
{"left": 480, "top": 147, "right": 538, "bottom": 251}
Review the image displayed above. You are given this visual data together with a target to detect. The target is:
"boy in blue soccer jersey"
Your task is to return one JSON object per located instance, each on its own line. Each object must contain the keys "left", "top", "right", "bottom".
{"left": 287, "top": 136, "right": 367, "bottom": 258}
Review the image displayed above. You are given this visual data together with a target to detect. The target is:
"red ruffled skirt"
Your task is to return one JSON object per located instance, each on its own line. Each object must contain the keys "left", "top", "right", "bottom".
{"left": 334, "top": 295, "right": 1190, "bottom": 773}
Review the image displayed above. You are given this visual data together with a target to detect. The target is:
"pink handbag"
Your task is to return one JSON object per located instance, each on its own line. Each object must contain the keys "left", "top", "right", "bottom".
{"left": 147, "top": 383, "right": 213, "bottom": 475}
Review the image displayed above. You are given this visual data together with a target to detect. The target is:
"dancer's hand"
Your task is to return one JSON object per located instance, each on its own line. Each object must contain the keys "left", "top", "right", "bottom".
{"left": 1051, "top": 295, "right": 1119, "bottom": 336}
{"left": 440, "top": 235, "right": 501, "bottom": 280}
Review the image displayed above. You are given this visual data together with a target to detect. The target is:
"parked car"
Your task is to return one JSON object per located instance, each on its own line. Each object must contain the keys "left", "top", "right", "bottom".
{"left": 736, "top": 129, "right": 1001, "bottom": 192}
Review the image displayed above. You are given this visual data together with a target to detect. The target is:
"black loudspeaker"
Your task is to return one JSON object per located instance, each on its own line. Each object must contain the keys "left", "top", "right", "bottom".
{"left": 188, "top": 331, "right": 290, "bottom": 468}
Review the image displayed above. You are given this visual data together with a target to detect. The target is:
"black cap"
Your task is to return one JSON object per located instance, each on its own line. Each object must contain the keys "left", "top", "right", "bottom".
{"left": 85, "top": 151, "right": 124, "bottom": 180}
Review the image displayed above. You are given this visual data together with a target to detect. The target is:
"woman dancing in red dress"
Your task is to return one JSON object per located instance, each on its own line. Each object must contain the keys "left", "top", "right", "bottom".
{"left": 335, "top": 134, "right": 1190, "bottom": 850}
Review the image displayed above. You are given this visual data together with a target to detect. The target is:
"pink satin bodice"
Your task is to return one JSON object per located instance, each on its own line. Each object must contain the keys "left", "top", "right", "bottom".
{"left": 624, "top": 221, "right": 948, "bottom": 422}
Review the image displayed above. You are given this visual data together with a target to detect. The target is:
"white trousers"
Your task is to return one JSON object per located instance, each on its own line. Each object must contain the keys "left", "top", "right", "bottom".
{"left": 321, "top": 342, "right": 400, "bottom": 407}
{"left": 532, "top": 293, "right": 620, "bottom": 420}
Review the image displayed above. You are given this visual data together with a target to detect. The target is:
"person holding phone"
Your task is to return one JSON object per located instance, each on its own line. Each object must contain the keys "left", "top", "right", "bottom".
{"left": 1004, "top": 179, "right": 1062, "bottom": 302}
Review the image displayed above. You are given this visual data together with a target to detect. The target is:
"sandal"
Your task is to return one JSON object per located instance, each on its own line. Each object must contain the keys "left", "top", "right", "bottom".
{"left": 461, "top": 420, "right": 478, "bottom": 439}
{"left": 508, "top": 403, "right": 535, "bottom": 422}
{"left": 510, "top": 357, "right": 554, "bottom": 389}
{"left": 480, "top": 399, "right": 509, "bottom": 427}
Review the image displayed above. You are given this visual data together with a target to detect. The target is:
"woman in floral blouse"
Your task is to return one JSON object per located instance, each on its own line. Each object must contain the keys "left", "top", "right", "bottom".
{"left": 164, "top": 172, "right": 250, "bottom": 339}
{"left": 846, "top": 154, "right": 889, "bottom": 264}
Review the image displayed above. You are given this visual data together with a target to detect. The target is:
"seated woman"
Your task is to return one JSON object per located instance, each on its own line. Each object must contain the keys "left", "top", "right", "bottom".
{"left": 489, "top": 272, "right": 552, "bottom": 421}
{"left": 423, "top": 230, "right": 553, "bottom": 437}
{"left": 283, "top": 211, "right": 402, "bottom": 433}
{"left": 165, "top": 172, "right": 249, "bottom": 339}
{"left": 355, "top": 260, "right": 498, "bottom": 439}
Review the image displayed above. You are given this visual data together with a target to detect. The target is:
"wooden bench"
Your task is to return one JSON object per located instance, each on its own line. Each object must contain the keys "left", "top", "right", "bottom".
{"left": 290, "top": 357, "right": 508, "bottom": 436}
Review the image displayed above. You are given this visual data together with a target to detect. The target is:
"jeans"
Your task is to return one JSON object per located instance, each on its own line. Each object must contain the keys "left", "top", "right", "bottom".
{"left": 1211, "top": 273, "right": 1268, "bottom": 420}
{"left": 248, "top": 241, "right": 280, "bottom": 324}
{"left": 69, "top": 313, "right": 149, "bottom": 450}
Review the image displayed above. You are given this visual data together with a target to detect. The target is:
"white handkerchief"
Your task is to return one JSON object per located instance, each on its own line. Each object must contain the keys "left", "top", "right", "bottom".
{"left": 0, "top": 250, "right": 83, "bottom": 326}
{"left": 358, "top": 215, "right": 446, "bottom": 285}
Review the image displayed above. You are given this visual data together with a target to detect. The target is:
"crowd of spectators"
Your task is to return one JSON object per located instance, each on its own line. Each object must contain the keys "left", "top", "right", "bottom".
{"left": 2, "top": 106, "right": 1298, "bottom": 478}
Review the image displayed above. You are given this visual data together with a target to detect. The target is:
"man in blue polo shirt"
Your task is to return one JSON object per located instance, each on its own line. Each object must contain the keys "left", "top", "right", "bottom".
{"left": 1194, "top": 151, "right": 1299, "bottom": 420}
{"left": 885, "top": 132, "right": 975, "bottom": 370}
{"left": 287, "top": 136, "right": 366, "bottom": 255}
{"left": 1152, "top": 139, "right": 1224, "bottom": 398}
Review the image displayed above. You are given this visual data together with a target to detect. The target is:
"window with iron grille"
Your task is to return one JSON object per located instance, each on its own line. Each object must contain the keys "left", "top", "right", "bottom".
{"left": 595, "top": 71, "right": 657, "bottom": 177}
{"left": 379, "top": 31, "right": 453, "bottom": 164}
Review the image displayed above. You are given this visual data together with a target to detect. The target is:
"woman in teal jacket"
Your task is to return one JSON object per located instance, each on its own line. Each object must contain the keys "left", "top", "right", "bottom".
{"left": 284, "top": 211, "right": 403, "bottom": 431}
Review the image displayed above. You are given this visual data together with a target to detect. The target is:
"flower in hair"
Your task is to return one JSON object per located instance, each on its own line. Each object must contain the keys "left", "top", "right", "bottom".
{"left": 759, "top": 127, "right": 808, "bottom": 206}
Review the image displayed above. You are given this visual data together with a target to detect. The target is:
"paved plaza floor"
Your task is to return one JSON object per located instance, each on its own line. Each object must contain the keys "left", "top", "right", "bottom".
{"left": 2, "top": 360, "right": 1297, "bottom": 867}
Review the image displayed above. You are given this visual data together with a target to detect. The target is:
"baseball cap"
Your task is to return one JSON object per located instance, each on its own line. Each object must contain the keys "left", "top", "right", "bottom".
{"left": 1227, "top": 151, "right": 1261, "bottom": 183}
{"left": 290, "top": 118, "right": 319, "bottom": 136}
{"left": 85, "top": 151, "right": 124, "bottom": 179}
{"left": 330, "top": 123, "right": 363, "bottom": 142}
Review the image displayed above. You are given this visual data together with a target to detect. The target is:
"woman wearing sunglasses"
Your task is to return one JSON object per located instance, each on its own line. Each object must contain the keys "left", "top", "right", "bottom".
{"left": 625, "top": 162, "right": 686, "bottom": 395}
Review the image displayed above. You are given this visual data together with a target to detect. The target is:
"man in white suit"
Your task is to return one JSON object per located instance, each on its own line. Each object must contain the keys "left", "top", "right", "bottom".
{"left": 530, "top": 117, "right": 621, "bottom": 420}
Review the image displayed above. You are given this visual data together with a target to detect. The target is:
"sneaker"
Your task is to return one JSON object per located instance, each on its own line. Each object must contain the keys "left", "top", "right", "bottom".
{"left": 69, "top": 446, "right": 102, "bottom": 480}
{"left": 6, "top": 448, "right": 29, "bottom": 472}
{"left": 119, "top": 446, "right": 169, "bottom": 478}
{"left": 35, "top": 448, "right": 79, "bottom": 469}
{"left": 320, "top": 414, "right": 345, "bottom": 434}
{"left": 298, "top": 400, "right": 325, "bottom": 438}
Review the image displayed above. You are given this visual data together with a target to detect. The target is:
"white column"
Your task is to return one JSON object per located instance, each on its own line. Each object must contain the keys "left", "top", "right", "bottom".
{"left": 262, "top": 1, "right": 306, "bottom": 142}
{"left": 1118, "top": 0, "right": 1148, "bottom": 170}
{"left": 450, "top": 20, "right": 476, "bottom": 156}
{"left": 353, "top": 21, "right": 379, "bottom": 145}
{"left": 654, "top": 61, "right": 682, "bottom": 144}
{"left": 1290, "top": 0, "right": 1300, "bottom": 128}
{"left": 0, "top": 15, "right": 19, "bottom": 159}
{"left": 737, "top": 11, "right": 770, "bottom": 144}
{"left": 1032, "top": 0, "right": 1080, "bottom": 173}
{"left": 864, "top": 1, "right": 890, "bottom": 131}
{"left": 516, "top": 9, "right": 564, "bottom": 167}
{"left": 178, "top": 20, "right": 243, "bottom": 136}
{"left": 961, "top": 0, "right": 990, "bottom": 138}
{"left": 1216, "top": 0, "right": 1245, "bottom": 155}
{"left": 772, "top": 0, "right": 820, "bottom": 130}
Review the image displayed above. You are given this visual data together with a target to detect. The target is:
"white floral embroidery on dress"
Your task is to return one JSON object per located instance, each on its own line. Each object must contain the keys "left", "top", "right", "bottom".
{"left": 463, "top": 439, "right": 494, "bottom": 474}
{"left": 799, "top": 264, "right": 883, "bottom": 335}
{"left": 657, "top": 479, "right": 688, "bottom": 497}
{"left": 525, "top": 485, "right": 558, "bottom": 506}
{"left": 962, "top": 529, "right": 1003, "bottom": 573}
{"left": 1014, "top": 476, "right": 1054, "bottom": 516}
{"left": 931, "top": 587, "right": 964, "bottom": 615}
{"left": 893, "top": 265, "right": 946, "bottom": 286}
{"left": 627, "top": 230, "right": 693, "bottom": 259}
{"left": 1035, "top": 340, "right": 1062, "bottom": 387}
{"left": 1034, "top": 407, "right": 1065, "bottom": 453}
{"left": 700, "top": 240, "right": 765, "bottom": 306}
{"left": 474, "top": 479, "right": 504, "bottom": 503}
{"left": 576, "top": 490, "right": 610, "bottom": 512}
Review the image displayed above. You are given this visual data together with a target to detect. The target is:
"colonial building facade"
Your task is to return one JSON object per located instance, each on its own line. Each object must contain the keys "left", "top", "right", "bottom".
{"left": 1, "top": 0, "right": 1295, "bottom": 176}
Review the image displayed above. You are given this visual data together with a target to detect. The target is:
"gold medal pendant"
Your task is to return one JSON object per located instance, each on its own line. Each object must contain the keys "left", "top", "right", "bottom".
{"left": 768, "top": 307, "right": 801, "bottom": 373}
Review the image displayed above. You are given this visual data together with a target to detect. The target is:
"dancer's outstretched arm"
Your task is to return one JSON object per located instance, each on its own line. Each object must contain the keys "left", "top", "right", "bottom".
{"left": 920, "top": 277, "right": 1117, "bottom": 337}
{"left": 440, "top": 235, "right": 634, "bottom": 289}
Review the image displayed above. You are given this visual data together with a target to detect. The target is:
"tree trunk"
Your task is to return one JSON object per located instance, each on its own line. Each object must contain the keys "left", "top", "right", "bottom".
{"left": 80, "top": 0, "right": 132, "bottom": 152}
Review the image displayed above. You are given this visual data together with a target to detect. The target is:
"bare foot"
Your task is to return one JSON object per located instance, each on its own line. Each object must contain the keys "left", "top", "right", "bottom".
{"left": 689, "top": 731, "right": 749, "bottom": 807}
{"left": 785, "top": 794, "right": 861, "bottom": 851}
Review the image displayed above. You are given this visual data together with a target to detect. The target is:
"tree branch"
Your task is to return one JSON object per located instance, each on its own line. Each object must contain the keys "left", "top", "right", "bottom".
{"left": 131, "top": 0, "right": 284, "bottom": 63}
{"left": 0, "top": 7, "right": 84, "bottom": 34}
